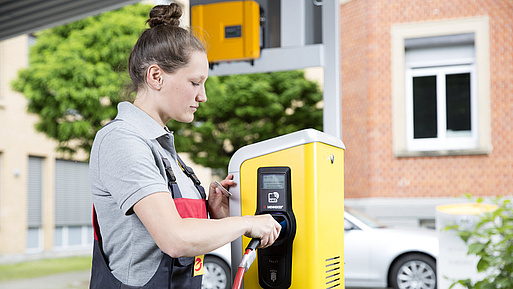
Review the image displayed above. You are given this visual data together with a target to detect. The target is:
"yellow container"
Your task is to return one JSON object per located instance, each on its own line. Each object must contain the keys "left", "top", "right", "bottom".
{"left": 191, "top": 1, "right": 260, "bottom": 63}
{"left": 228, "top": 129, "right": 345, "bottom": 288}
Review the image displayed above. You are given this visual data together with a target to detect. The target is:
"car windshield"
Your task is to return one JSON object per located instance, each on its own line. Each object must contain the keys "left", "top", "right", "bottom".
{"left": 346, "top": 207, "right": 387, "bottom": 228}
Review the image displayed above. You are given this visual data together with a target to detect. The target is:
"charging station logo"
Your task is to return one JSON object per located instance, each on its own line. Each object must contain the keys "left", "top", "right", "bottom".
{"left": 268, "top": 192, "right": 279, "bottom": 203}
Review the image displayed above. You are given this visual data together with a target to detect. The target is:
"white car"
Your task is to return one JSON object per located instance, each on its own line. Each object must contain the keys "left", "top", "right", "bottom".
{"left": 202, "top": 243, "right": 232, "bottom": 289}
{"left": 202, "top": 207, "right": 438, "bottom": 289}
{"left": 344, "top": 207, "right": 438, "bottom": 289}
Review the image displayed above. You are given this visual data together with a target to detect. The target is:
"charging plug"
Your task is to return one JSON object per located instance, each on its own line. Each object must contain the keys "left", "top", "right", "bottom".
{"left": 246, "top": 238, "right": 261, "bottom": 251}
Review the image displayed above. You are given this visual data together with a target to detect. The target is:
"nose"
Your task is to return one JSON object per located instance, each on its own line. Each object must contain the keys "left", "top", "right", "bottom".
{"left": 197, "top": 85, "right": 207, "bottom": 103}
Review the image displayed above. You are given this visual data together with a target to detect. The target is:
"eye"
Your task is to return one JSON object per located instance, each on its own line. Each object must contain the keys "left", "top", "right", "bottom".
{"left": 191, "top": 81, "right": 200, "bottom": 87}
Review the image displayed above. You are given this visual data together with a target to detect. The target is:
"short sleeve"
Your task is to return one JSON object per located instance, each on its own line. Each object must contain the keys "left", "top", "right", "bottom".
{"left": 96, "top": 128, "right": 169, "bottom": 214}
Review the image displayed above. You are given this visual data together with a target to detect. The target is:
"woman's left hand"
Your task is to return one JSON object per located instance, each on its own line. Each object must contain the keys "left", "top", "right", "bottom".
{"left": 208, "top": 174, "right": 234, "bottom": 219}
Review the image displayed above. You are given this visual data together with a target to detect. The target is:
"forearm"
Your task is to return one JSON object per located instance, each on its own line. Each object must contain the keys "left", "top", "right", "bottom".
{"left": 134, "top": 192, "right": 250, "bottom": 258}
{"left": 160, "top": 216, "right": 250, "bottom": 257}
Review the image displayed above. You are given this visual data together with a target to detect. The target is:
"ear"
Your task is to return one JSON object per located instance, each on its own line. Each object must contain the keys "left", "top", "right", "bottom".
{"left": 146, "top": 64, "right": 163, "bottom": 90}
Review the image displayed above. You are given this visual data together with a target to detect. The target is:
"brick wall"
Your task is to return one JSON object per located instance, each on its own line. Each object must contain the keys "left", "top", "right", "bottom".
{"left": 341, "top": 0, "right": 513, "bottom": 199}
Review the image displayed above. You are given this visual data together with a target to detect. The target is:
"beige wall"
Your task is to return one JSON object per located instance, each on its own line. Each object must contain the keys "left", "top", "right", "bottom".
{"left": 0, "top": 35, "right": 62, "bottom": 254}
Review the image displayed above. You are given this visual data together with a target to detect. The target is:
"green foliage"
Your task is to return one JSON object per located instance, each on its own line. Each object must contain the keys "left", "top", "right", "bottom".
{"left": 11, "top": 3, "right": 323, "bottom": 168}
{"left": 169, "top": 70, "right": 323, "bottom": 170}
{"left": 11, "top": 3, "right": 151, "bottom": 155}
{"left": 446, "top": 194, "right": 513, "bottom": 289}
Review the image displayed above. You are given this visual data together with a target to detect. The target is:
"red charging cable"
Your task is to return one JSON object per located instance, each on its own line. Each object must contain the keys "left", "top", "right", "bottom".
{"left": 232, "top": 239, "right": 260, "bottom": 289}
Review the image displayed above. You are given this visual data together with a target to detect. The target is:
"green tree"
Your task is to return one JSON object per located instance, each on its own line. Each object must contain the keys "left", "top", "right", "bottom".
{"left": 174, "top": 70, "right": 323, "bottom": 170}
{"left": 12, "top": 4, "right": 323, "bottom": 169}
{"left": 11, "top": 3, "right": 151, "bottom": 155}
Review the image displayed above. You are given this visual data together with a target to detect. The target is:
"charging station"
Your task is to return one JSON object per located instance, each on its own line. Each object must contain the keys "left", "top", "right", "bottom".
{"left": 228, "top": 129, "right": 345, "bottom": 288}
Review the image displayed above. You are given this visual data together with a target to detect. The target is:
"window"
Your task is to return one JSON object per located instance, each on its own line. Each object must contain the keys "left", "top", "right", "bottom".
{"left": 54, "top": 159, "right": 93, "bottom": 249}
{"left": 27, "top": 156, "right": 44, "bottom": 252}
{"left": 406, "top": 35, "right": 477, "bottom": 151}
{"left": 405, "top": 40, "right": 478, "bottom": 151}
{"left": 391, "top": 17, "right": 491, "bottom": 157}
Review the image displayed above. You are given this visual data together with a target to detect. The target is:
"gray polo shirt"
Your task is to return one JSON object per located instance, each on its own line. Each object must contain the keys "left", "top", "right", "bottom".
{"left": 89, "top": 102, "right": 202, "bottom": 286}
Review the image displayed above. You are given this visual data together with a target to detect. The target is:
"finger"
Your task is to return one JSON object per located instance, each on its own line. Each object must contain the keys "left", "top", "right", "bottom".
{"left": 208, "top": 182, "right": 217, "bottom": 194}
{"left": 261, "top": 237, "right": 270, "bottom": 248}
{"left": 221, "top": 174, "right": 235, "bottom": 186}
{"left": 221, "top": 180, "right": 234, "bottom": 188}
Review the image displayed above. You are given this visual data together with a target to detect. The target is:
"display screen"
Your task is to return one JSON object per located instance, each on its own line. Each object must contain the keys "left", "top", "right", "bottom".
{"left": 225, "top": 25, "right": 242, "bottom": 38}
{"left": 262, "top": 174, "right": 285, "bottom": 190}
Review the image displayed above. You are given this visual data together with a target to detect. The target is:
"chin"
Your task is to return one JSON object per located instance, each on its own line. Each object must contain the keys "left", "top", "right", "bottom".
{"left": 173, "top": 114, "right": 195, "bottom": 123}
{"left": 181, "top": 117, "right": 195, "bottom": 123}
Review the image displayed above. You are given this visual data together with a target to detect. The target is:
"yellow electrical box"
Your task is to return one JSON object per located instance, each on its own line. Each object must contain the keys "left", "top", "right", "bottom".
{"left": 228, "top": 129, "right": 345, "bottom": 288}
{"left": 191, "top": 1, "right": 261, "bottom": 63}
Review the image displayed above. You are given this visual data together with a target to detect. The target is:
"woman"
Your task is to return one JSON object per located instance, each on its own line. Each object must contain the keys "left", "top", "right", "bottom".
{"left": 89, "top": 3, "right": 281, "bottom": 288}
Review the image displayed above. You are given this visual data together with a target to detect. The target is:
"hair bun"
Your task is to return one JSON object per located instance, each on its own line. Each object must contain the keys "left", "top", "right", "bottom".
{"left": 147, "top": 3, "right": 182, "bottom": 28}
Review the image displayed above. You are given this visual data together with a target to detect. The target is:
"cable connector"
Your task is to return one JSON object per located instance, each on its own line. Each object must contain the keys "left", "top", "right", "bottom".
{"left": 246, "top": 238, "right": 260, "bottom": 251}
{"left": 233, "top": 238, "right": 261, "bottom": 289}
{"left": 239, "top": 249, "right": 257, "bottom": 271}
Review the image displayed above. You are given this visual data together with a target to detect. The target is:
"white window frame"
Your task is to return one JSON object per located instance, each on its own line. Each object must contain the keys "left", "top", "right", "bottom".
{"left": 26, "top": 227, "right": 44, "bottom": 253}
{"left": 53, "top": 225, "right": 93, "bottom": 250}
{"left": 406, "top": 64, "right": 478, "bottom": 151}
{"left": 391, "top": 17, "right": 491, "bottom": 157}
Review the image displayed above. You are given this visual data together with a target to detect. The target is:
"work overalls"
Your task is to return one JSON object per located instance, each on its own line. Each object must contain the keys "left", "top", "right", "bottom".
{"left": 90, "top": 149, "right": 208, "bottom": 289}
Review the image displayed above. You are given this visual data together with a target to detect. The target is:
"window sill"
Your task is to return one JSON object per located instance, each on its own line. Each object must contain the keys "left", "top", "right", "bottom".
{"left": 394, "top": 147, "right": 492, "bottom": 158}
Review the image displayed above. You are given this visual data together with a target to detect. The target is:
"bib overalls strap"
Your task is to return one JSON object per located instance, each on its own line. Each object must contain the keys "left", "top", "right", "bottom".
{"left": 90, "top": 149, "right": 207, "bottom": 289}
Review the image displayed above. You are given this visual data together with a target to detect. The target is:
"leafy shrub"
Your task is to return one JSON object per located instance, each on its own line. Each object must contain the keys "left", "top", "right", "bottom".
{"left": 445, "top": 195, "right": 513, "bottom": 289}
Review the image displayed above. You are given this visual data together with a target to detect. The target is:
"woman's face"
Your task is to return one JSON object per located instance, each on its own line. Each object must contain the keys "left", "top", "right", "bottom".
{"left": 158, "top": 51, "right": 209, "bottom": 123}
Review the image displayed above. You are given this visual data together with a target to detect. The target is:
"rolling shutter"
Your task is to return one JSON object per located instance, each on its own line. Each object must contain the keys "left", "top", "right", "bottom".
{"left": 27, "top": 156, "right": 43, "bottom": 227}
{"left": 55, "top": 159, "right": 92, "bottom": 226}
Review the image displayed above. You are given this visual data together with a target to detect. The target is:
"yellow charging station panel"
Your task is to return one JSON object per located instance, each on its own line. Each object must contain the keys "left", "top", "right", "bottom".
{"left": 229, "top": 129, "right": 345, "bottom": 289}
{"left": 191, "top": 1, "right": 260, "bottom": 63}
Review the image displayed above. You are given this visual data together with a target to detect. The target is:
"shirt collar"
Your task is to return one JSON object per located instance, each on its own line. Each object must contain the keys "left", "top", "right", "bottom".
{"left": 116, "top": 101, "right": 170, "bottom": 140}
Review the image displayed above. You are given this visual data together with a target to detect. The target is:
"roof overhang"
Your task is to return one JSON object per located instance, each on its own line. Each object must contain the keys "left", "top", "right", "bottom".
{"left": 0, "top": 0, "right": 139, "bottom": 41}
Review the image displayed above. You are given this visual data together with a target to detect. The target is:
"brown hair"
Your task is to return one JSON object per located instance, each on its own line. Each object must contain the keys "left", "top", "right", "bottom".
{"left": 122, "top": 3, "right": 206, "bottom": 100}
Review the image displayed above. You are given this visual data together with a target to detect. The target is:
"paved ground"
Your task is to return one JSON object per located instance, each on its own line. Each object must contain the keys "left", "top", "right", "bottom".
{"left": 0, "top": 270, "right": 384, "bottom": 289}
{"left": 0, "top": 270, "right": 90, "bottom": 289}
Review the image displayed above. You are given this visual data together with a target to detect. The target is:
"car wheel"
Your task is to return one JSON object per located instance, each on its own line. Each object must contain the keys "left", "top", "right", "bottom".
{"left": 202, "top": 255, "right": 231, "bottom": 289}
{"left": 389, "top": 253, "right": 437, "bottom": 289}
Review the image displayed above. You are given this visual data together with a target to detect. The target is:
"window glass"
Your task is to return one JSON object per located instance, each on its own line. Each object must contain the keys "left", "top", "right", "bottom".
{"left": 68, "top": 226, "right": 82, "bottom": 246}
{"left": 26, "top": 227, "right": 41, "bottom": 250}
{"left": 413, "top": 76, "right": 437, "bottom": 139}
{"left": 446, "top": 73, "right": 471, "bottom": 134}
{"left": 54, "top": 227, "right": 63, "bottom": 247}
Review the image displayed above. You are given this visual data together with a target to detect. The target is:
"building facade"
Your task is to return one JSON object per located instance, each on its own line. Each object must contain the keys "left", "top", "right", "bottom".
{"left": 341, "top": 0, "right": 513, "bottom": 227}
{"left": 2, "top": 0, "right": 512, "bottom": 260}
{"left": 0, "top": 35, "right": 91, "bottom": 260}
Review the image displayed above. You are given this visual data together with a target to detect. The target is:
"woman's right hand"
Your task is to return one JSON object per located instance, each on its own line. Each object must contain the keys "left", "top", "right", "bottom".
{"left": 243, "top": 214, "right": 282, "bottom": 248}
